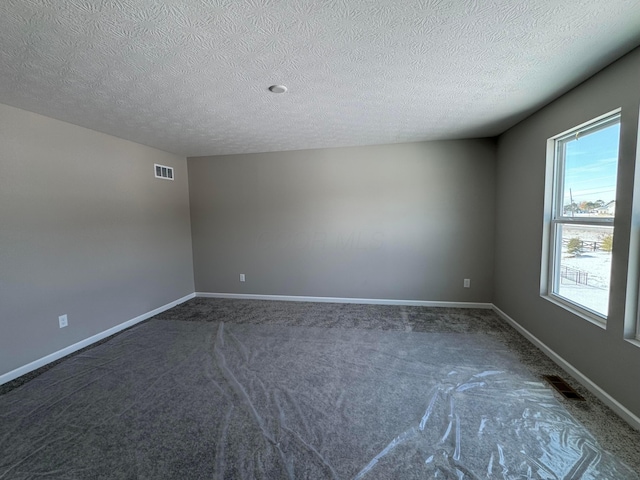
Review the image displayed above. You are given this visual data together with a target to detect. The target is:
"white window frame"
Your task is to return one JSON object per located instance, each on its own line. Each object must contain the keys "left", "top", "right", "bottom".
{"left": 636, "top": 306, "right": 640, "bottom": 342}
{"left": 542, "top": 110, "right": 621, "bottom": 325}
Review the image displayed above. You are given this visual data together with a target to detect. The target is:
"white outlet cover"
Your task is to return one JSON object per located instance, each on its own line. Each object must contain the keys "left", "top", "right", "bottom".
{"left": 464, "top": 279, "right": 471, "bottom": 288}
{"left": 58, "top": 314, "right": 68, "bottom": 328}
{"left": 240, "top": 274, "right": 246, "bottom": 282}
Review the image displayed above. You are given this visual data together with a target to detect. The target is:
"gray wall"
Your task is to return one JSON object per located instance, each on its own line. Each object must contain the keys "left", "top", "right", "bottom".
{"left": 0, "top": 103, "right": 195, "bottom": 377}
{"left": 188, "top": 140, "right": 496, "bottom": 302}
{"left": 494, "top": 48, "right": 640, "bottom": 416}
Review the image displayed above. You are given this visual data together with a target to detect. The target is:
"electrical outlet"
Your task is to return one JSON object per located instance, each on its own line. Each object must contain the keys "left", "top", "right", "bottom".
{"left": 58, "top": 314, "right": 68, "bottom": 328}
{"left": 464, "top": 279, "right": 471, "bottom": 288}
{"left": 240, "top": 274, "right": 246, "bottom": 282}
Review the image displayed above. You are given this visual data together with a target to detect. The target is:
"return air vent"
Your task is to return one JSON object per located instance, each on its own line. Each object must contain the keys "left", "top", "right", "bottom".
{"left": 154, "top": 164, "right": 174, "bottom": 180}
{"left": 543, "top": 375, "right": 585, "bottom": 401}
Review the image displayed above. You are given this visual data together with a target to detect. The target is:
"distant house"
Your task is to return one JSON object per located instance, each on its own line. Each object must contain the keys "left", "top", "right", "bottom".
{"left": 595, "top": 200, "right": 615, "bottom": 215}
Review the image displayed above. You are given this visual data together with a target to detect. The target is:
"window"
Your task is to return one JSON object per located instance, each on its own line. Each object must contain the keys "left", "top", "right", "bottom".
{"left": 543, "top": 111, "right": 621, "bottom": 321}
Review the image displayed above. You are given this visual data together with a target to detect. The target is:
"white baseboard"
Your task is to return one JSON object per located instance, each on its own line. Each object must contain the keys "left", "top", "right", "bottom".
{"left": 0, "top": 292, "right": 196, "bottom": 387}
{"left": 4, "top": 292, "right": 638, "bottom": 431}
{"left": 492, "top": 305, "right": 640, "bottom": 431}
{"left": 196, "top": 292, "right": 493, "bottom": 309}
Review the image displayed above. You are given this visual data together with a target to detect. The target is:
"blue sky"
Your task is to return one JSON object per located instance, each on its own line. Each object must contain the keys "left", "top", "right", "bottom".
{"left": 563, "top": 122, "right": 620, "bottom": 205}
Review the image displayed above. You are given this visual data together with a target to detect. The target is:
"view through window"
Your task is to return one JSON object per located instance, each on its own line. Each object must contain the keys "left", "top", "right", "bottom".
{"left": 549, "top": 113, "right": 620, "bottom": 318}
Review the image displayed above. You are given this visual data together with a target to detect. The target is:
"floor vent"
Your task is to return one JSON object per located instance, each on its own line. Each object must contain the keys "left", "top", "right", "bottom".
{"left": 543, "top": 375, "right": 585, "bottom": 401}
{"left": 155, "top": 164, "right": 174, "bottom": 180}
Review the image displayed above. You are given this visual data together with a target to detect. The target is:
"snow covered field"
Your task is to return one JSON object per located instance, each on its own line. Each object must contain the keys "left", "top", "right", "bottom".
{"left": 556, "top": 225, "right": 613, "bottom": 315}
{"left": 558, "top": 251, "right": 611, "bottom": 315}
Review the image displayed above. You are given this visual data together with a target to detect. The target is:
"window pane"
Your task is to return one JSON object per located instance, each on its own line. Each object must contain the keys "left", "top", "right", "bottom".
{"left": 560, "top": 122, "right": 620, "bottom": 220}
{"left": 553, "top": 223, "right": 613, "bottom": 316}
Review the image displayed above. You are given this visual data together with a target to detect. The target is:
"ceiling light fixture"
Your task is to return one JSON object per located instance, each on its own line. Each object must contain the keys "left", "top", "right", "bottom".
{"left": 268, "top": 85, "right": 287, "bottom": 94}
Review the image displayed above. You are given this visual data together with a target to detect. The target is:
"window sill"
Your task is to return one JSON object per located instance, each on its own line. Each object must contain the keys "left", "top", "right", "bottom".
{"left": 541, "top": 294, "right": 607, "bottom": 330}
{"left": 624, "top": 337, "right": 640, "bottom": 349}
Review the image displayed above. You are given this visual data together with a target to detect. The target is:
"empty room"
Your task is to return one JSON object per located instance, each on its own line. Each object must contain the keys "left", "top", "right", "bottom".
{"left": 2, "top": 0, "right": 640, "bottom": 478}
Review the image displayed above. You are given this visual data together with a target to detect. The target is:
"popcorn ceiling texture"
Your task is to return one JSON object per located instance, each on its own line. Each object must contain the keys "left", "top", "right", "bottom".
{"left": 0, "top": 0, "right": 639, "bottom": 156}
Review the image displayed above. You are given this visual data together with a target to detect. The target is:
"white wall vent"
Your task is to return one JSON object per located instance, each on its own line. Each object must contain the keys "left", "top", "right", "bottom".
{"left": 154, "top": 164, "right": 174, "bottom": 180}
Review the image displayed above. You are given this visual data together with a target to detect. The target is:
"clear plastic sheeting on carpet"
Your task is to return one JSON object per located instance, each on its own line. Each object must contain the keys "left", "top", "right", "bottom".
{"left": 0, "top": 320, "right": 637, "bottom": 479}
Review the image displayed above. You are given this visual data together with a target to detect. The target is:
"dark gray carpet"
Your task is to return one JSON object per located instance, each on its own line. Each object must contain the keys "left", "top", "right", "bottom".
{"left": 1, "top": 298, "right": 639, "bottom": 479}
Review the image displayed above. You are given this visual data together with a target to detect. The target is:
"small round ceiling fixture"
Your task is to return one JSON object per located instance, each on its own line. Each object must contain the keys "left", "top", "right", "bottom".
{"left": 268, "top": 85, "right": 287, "bottom": 94}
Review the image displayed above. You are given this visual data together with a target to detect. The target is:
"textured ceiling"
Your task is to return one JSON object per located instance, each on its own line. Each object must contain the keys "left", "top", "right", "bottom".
{"left": 1, "top": 0, "right": 640, "bottom": 157}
